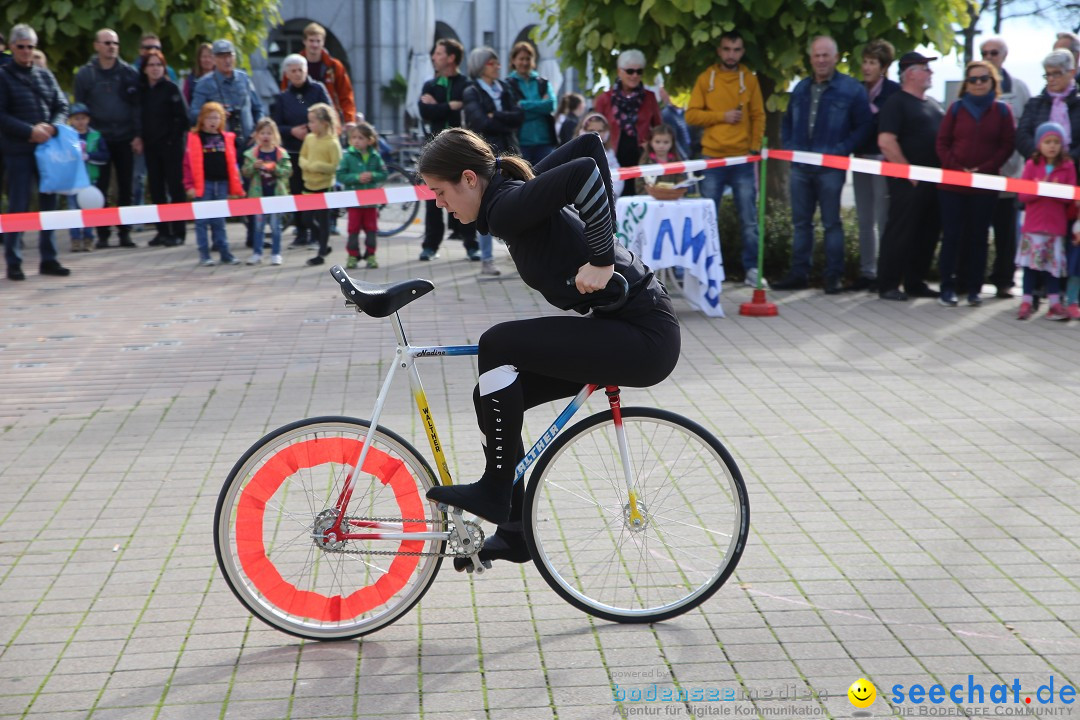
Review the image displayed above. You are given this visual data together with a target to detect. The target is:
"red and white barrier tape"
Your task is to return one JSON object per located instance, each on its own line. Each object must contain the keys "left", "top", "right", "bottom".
{"left": 2, "top": 150, "right": 1075, "bottom": 233}
{"left": 768, "top": 149, "right": 1080, "bottom": 202}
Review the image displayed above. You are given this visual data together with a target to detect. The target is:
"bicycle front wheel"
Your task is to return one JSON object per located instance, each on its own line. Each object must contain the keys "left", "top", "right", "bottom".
{"left": 524, "top": 407, "right": 749, "bottom": 623}
{"left": 214, "top": 417, "right": 444, "bottom": 640}
{"left": 377, "top": 165, "right": 421, "bottom": 237}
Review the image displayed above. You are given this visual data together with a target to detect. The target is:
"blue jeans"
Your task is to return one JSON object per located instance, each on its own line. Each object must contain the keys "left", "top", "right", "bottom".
{"left": 699, "top": 162, "right": 759, "bottom": 271}
{"left": 252, "top": 213, "right": 282, "bottom": 256}
{"left": 521, "top": 144, "right": 555, "bottom": 165}
{"left": 790, "top": 165, "right": 846, "bottom": 280}
{"left": 2, "top": 152, "right": 58, "bottom": 269}
{"left": 194, "top": 180, "right": 234, "bottom": 262}
{"left": 69, "top": 192, "right": 95, "bottom": 241}
{"left": 478, "top": 233, "right": 494, "bottom": 262}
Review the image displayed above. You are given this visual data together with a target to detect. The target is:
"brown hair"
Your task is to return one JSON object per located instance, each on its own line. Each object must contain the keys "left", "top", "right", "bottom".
{"left": 961, "top": 60, "right": 1001, "bottom": 98}
{"left": 511, "top": 41, "right": 536, "bottom": 62}
{"left": 304, "top": 22, "right": 327, "bottom": 39}
{"left": 417, "top": 127, "right": 534, "bottom": 184}
{"left": 253, "top": 117, "right": 282, "bottom": 146}
{"left": 435, "top": 38, "right": 464, "bottom": 67}
{"left": 862, "top": 39, "right": 895, "bottom": 70}
{"left": 192, "top": 42, "right": 213, "bottom": 79}
{"left": 348, "top": 121, "right": 379, "bottom": 145}
{"left": 193, "top": 101, "right": 227, "bottom": 133}
{"left": 139, "top": 49, "right": 168, "bottom": 84}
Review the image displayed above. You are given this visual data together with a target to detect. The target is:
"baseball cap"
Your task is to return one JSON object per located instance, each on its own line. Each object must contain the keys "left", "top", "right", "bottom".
{"left": 212, "top": 39, "right": 235, "bottom": 55}
{"left": 69, "top": 102, "right": 91, "bottom": 117}
{"left": 898, "top": 51, "right": 937, "bottom": 69}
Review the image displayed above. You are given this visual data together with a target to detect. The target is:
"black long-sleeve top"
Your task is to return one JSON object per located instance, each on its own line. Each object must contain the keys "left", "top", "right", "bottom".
{"left": 140, "top": 78, "right": 189, "bottom": 147}
{"left": 478, "top": 132, "right": 665, "bottom": 317}
{"left": 418, "top": 73, "right": 470, "bottom": 137}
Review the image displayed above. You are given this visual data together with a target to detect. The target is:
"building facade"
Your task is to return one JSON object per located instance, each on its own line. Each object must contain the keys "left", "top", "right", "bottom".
{"left": 251, "top": 0, "right": 573, "bottom": 138}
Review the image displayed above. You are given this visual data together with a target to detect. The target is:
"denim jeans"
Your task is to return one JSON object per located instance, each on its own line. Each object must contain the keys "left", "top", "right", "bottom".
{"left": 252, "top": 213, "right": 282, "bottom": 256}
{"left": 699, "top": 162, "right": 759, "bottom": 272}
{"left": 790, "top": 165, "right": 846, "bottom": 280}
{"left": 478, "top": 233, "right": 494, "bottom": 262}
{"left": 194, "top": 180, "right": 234, "bottom": 262}
{"left": 68, "top": 193, "right": 95, "bottom": 241}
{"left": 2, "top": 152, "right": 58, "bottom": 269}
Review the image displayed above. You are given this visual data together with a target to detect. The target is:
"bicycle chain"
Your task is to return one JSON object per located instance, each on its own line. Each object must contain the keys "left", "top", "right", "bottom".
{"left": 318, "top": 516, "right": 485, "bottom": 558}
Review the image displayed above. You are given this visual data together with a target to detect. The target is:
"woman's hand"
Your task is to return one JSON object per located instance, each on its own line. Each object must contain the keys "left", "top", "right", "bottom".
{"left": 574, "top": 262, "right": 614, "bottom": 294}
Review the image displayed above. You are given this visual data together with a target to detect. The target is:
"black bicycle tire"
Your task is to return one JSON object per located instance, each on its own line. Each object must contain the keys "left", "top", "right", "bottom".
{"left": 376, "top": 164, "right": 421, "bottom": 238}
{"left": 523, "top": 407, "right": 749, "bottom": 624}
{"left": 214, "top": 415, "right": 444, "bottom": 640}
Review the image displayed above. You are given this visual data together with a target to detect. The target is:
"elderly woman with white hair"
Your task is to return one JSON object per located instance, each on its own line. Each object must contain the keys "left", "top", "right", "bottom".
{"left": 270, "top": 53, "right": 332, "bottom": 244}
{"left": 1016, "top": 49, "right": 1080, "bottom": 165}
{"left": 593, "top": 49, "right": 662, "bottom": 195}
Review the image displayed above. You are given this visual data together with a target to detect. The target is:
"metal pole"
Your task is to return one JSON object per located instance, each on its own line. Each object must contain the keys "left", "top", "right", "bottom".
{"left": 756, "top": 139, "right": 768, "bottom": 289}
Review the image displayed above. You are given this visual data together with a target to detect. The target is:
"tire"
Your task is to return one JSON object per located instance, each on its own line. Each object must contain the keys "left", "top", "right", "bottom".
{"left": 376, "top": 165, "right": 421, "bottom": 237}
{"left": 214, "top": 416, "right": 444, "bottom": 640}
{"left": 523, "top": 408, "right": 749, "bottom": 623}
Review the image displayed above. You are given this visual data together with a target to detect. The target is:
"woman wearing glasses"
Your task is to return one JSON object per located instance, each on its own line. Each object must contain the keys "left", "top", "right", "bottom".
{"left": 593, "top": 49, "right": 662, "bottom": 195}
{"left": 1015, "top": 50, "right": 1080, "bottom": 165}
{"left": 934, "top": 60, "right": 1015, "bottom": 307}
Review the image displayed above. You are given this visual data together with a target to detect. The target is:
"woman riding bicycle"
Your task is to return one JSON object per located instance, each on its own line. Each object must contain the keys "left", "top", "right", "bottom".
{"left": 420, "top": 129, "right": 681, "bottom": 567}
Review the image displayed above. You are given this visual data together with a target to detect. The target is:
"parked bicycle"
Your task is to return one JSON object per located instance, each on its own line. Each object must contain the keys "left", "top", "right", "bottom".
{"left": 214, "top": 266, "right": 750, "bottom": 640}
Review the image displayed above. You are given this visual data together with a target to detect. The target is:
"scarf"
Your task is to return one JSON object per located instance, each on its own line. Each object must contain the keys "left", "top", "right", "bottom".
{"left": 477, "top": 78, "right": 503, "bottom": 111}
{"left": 1048, "top": 80, "right": 1076, "bottom": 146}
{"left": 610, "top": 80, "right": 646, "bottom": 139}
{"left": 959, "top": 92, "right": 995, "bottom": 122}
{"left": 865, "top": 76, "right": 885, "bottom": 114}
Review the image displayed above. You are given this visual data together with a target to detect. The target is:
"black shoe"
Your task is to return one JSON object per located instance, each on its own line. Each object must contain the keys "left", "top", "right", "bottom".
{"left": 318, "top": 245, "right": 332, "bottom": 257}
{"left": 95, "top": 240, "right": 110, "bottom": 249}
{"left": 148, "top": 234, "right": 166, "bottom": 247}
{"left": 938, "top": 291, "right": 959, "bottom": 307}
{"left": 118, "top": 237, "right": 136, "bottom": 248}
{"left": 824, "top": 276, "right": 843, "bottom": 295}
{"left": 306, "top": 255, "right": 326, "bottom": 266}
{"left": 7, "top": 266, "right": 25, "bottom": 281}
{"left": 771, "top": 274, "right": 809, "bottom": 290}
{"left": 454, "top": 527, "right": 531, "bottom": 572}
{"left": 40, "top": 260, "right": 71, "bottom": 277}
{"left": 995, "top": 287, "right": 1014, "bottom": 299}
{"left": 427, "top": 477, "right": 512, "bottom": 525}
{"left": 906, "top": 284, "right": 940, "bottom": 299}
{"left": 467, "top": 248, "right": 482, "bottom": 262}
{"left": 967, "top": 294, "right": 983, "bottom": 307}
{"left": 845, "top": 276, "right": 876, "bottom": 292}
{"left": 879, "top": 289, "right": 908, "bottom": 301}
{"left": 162, "top": 236, "right": 179, "bottom": 247}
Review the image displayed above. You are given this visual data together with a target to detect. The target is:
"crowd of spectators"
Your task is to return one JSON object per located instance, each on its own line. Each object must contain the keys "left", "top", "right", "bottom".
{"left": 1, "top": 22, "right": 1079, "bottom": 317}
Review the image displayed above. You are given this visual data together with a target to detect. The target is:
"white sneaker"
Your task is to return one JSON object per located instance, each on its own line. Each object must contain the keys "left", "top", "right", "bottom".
{"left": 246, "top": 254, "right": 262, "bottom": 265}
{"left": 744, "top": 268, "right": 767, "bottom": 288}
{"left": 271, "top": 254, "right": 283, "bottom": 265}
{"left": 200, "top": 258, "right": 217, "bottom": 267}
{"left": 480, "top": 260, "right": 501, "bottom": 277}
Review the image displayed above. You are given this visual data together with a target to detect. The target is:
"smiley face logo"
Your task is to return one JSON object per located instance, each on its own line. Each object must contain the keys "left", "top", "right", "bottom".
{"left": 848, "top": 678, "right": 876, "bottom": 708}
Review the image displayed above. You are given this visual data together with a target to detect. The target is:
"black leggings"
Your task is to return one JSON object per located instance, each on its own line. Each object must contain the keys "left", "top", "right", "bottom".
{"left": 472, "top": 298, "right": 681, "bottom": 441}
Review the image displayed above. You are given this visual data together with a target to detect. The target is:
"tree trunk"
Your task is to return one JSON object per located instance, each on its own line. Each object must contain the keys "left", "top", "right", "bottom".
{"left": 758, "top": 75, "right": 789, "bottom": 206}
{"left": 962, "top": 0, "right": 980, "bottom": 64}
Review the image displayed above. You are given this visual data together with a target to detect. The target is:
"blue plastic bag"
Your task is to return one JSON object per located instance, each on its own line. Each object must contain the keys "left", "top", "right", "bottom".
{"left": 35, "top": 124, "right": 90, "bottom": 194}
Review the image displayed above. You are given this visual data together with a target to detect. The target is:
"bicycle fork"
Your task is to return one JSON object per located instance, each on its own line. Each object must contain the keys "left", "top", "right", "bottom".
{"left": 606, "top": 387, "right": 645, "bottom": 530}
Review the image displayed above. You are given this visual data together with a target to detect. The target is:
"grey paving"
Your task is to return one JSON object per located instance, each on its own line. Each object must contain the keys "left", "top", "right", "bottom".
{"left": 1, "top": 220, "right": 1079, "bottom": 720}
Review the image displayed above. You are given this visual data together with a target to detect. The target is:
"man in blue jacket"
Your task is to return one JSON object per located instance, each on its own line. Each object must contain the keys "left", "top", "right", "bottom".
{"left": 0, "top": 24, "right": 70, "bottom": 281}
{"left": 775, "top": 36, "right": 872, "bottom": 294}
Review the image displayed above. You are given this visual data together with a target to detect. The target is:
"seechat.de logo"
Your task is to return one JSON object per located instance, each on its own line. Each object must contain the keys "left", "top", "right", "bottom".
{"left": 891, "top": 676, "right": 1076, "bottom": 706}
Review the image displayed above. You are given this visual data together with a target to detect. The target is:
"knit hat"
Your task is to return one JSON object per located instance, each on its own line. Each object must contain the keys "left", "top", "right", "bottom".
{"left": 1035, "top": 121, "right": 1066, "bottom": 146}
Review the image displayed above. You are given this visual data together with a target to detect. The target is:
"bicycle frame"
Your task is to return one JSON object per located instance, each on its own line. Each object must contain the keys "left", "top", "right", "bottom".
{"left": 323, "top": 310, "right": 637, "bottom": 543}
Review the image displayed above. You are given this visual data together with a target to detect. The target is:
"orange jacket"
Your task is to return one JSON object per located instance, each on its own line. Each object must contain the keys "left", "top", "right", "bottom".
{"left": 183, "top": 131, "right": 244, "bottom": 198}
{"left": 280, "top": 50, "right": 356, "bottom": 124}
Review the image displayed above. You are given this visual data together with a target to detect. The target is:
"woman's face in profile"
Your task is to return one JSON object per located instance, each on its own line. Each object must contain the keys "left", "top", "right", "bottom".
{"left": 423, "top": 172, "right": 484, "bottom": 224}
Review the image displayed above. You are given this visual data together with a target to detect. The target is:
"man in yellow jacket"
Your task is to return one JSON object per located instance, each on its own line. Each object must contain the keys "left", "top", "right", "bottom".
{"left": 686, "top": 30, "right": 766, "bottom": 287}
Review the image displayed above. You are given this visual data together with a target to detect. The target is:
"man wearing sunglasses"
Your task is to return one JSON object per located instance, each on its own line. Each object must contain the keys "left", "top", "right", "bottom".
{"left": 979, "top": 38, "right": 1031, "bottom": 299}
{"left": 0, "top": 23, "right": 70, "bottom": 280}
{"left": 74, "top": 29, "right": 143, "bottom": 249}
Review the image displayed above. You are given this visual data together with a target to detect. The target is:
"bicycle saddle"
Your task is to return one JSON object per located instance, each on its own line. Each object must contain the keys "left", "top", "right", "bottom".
{"left": 329, "top": 265, "right": 435, "bottom": 317}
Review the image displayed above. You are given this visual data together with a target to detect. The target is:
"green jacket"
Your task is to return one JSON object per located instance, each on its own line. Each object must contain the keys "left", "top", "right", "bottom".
{"left": 338, "top": 145, "right": 387, "bottom": 191}
{"left": 82, "top": 129, "right": 106, "bottom": 184}
{"left": 241, "top": 145, "right": 293, "bottom": 198}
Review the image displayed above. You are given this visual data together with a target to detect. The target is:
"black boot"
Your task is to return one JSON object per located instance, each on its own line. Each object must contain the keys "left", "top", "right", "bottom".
{"left": 454, "top": 477, "right": 531, "bottom": 571}
{"left": 427, "top": 373, "right": 522, "bottom": 523}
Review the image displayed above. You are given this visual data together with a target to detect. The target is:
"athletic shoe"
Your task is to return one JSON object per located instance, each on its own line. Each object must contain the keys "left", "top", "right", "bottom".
{"left": 967, "top": 294, "right": 983, "bottom": 307}
{"left": 1067, "top": 304, "right": 1080, "bottom": 321}
{"left": 467, "top": 248, "right": 482, "bottom": 262}
{"left": 744, "top": 268, "right": 767, "bottom": 288}
{"left": 200, "top": 258, "right": 217, "bottom": 267}
{"left": 346, "top": 256, "right": 359, "bottom": 269}
{"left": 366, "top": 255, "right": 379, "bottom": 269}
{"left": 938, "top": 292, "right": 958, "bottom": 307}
{"left": 271, "top": 254, "right": 283, "bottom": 265}
{"left": 306, "top": 255, "right": 326, "bottom": 266}
{"left": 222, "top": 257, "right": 241, "bottom": 266}
{"left": 1045, "top": 303, "right": 1069, "bottom": 321}
{"left": 480, "top": 259, "right": 501, "bottom": 277}
{"left": 1017, "top": 301, "right": 1033, "bottom": 320}
{"left": 419, "top": 248, "right": 437, "bottom": 261}
{"left": 246, "top": 254, "right": 262, "bottom": 265}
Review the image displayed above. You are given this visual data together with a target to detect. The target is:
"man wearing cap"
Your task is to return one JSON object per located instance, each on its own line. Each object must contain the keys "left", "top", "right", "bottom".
{"left": 775, "top": 36, "right": 873, "bottom": 294}
{"left": 189, "top": 39, "right": 263, "bottom": 151}
{"left": 0, "top": 23, "right": 70, "bottom": 280}
{"left": 74, "top": 28, "right": 143, "bottom": 249}
{"left": 875, "top": 51, "right": 945, "bottom": 301}
{"left": 980, "top": 38, "right": 1030, "bottom": 298}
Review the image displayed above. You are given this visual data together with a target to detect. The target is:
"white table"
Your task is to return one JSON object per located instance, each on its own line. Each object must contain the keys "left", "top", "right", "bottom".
{"left": 614, "top": 195, "right": 725, "bottom": 317}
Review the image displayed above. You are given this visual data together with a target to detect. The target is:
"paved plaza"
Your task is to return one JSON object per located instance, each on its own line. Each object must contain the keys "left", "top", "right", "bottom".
{"left": 1, "top": 221, "right": 1079, "bottom": 720}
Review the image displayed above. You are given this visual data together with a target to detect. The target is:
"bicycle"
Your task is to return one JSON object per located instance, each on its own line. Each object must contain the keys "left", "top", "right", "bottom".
{"left": 214, "top": 266, "right": 750, "bottom": 640}
{"left": 376, "top": 163, "right": 421, "bottom": 238}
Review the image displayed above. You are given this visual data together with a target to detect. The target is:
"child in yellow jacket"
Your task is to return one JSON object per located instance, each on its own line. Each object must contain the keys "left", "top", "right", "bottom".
{"left": 299, "top": 103, "right": 342, "bottom": 266}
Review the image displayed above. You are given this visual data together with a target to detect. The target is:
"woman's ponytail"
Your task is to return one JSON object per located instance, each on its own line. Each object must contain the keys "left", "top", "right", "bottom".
{"left": 418, "top": 127, "right": 534, "bottom": 183}
{"left": 495, "top": 154, "right": 534, "bottom": 182}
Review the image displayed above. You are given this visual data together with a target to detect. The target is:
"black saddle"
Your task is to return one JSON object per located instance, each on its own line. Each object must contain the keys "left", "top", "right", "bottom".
{"left": 329, "top": 265, "right": 435, "bottom": 317}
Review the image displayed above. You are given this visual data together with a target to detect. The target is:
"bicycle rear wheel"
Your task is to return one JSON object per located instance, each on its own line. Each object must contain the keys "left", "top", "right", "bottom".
{"left": 214, "top": 416, "right": 444, "bottom": 640}
{"left": 377, "top": 165, "right": 421, "bottom": 237}
{"left": 524, "top": 407, "right": 749, "bottom": 623}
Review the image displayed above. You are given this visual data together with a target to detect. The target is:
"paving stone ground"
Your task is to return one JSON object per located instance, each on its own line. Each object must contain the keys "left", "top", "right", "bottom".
{"left": 1, "top": 219, "right": 1078, "bottom": 720}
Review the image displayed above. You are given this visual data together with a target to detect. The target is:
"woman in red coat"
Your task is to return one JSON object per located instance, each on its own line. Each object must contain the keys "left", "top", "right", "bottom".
{"left": 935, "top": 60, "right": 1016, "bottom": 306}
{"left": 593, "top": 49, "right": 662, "bottom": 196}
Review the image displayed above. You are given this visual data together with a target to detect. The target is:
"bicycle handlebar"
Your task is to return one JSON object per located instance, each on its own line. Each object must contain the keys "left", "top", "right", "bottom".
{"left": 565, "top": 271, "right": 630, "bottom": 313}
